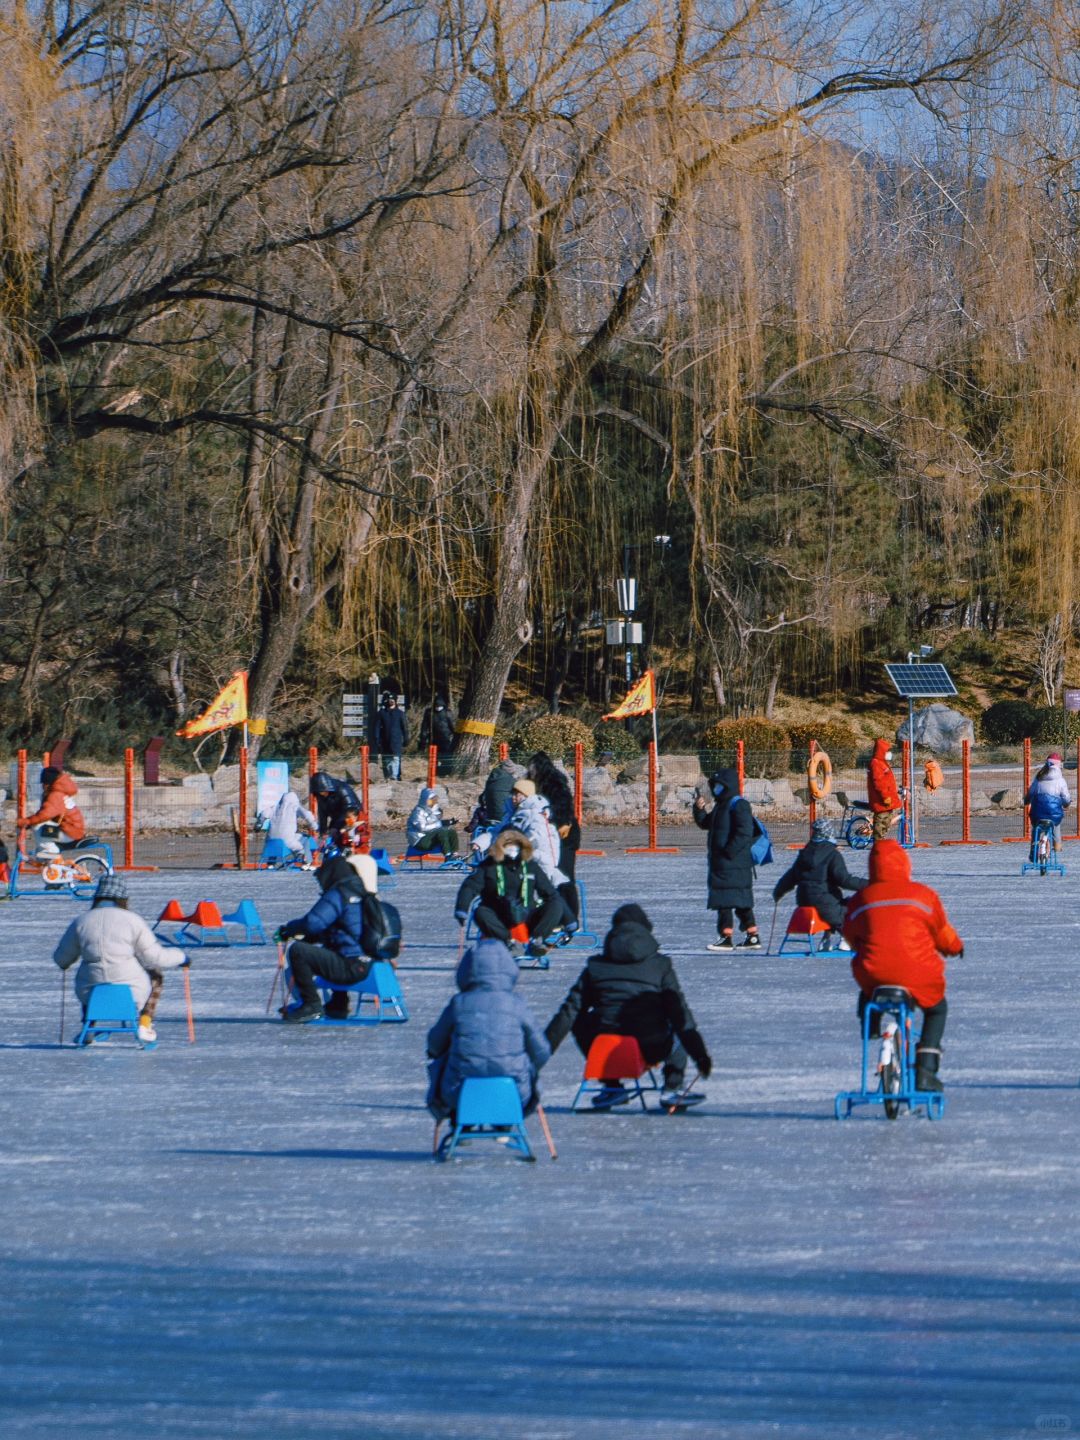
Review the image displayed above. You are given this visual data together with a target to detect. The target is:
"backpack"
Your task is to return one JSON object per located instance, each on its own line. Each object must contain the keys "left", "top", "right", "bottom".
{"left": 360, "top": 893, "right": 402, "bottom": 961}
{"left": 923, "top": 760, "right": 944, "bottom": 792}
{"left": 750, "top": 815, "right": 774, "bottom": 866}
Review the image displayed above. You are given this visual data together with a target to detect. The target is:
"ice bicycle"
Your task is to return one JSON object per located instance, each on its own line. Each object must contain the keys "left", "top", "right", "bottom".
{"left": 1021, "top": 819, "right": 1066, "bottom": 877}
{"left": 835, "top": 985, "right": 945, "bottom": 1121}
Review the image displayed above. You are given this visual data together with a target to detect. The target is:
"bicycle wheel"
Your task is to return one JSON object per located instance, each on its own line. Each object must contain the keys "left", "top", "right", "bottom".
{"left": 847, "top": 816, "right": 873, "bottom": 850}
{"left": 1037, "top": 826, "right": 1050, "bottom": 876}
{"left": 878, "top": 1023, "right": 902, "bottom": 1119}
{"left": 68, "top": 853, "right": 110, "bottom": 899}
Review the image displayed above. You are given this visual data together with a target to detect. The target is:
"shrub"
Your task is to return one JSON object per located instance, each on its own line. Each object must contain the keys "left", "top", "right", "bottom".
{"left": 699, "top": 717, "right": 791, "bottom": 779}
{"left": 785, "top": 720, "right": 861, "bottom": 770}
{"left": 593, "top": 723, "right": 642, "bottom": 764}
{"left": 980, "top": 700, "right": 1039, "bottom": 745}
{"left": 508, "top": 713, "right": 596, "bottom": 764}
{"left": 1030, "top": 706, "right": 1080, "bottom": 748}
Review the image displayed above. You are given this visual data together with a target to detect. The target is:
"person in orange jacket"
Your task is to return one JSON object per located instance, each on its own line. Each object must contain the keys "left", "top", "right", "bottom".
{"left": 866, "top": 738, "right": 903, "bottom": 839}
{"left": 20, "top": 767, "right": 87, "bottom": 849}
{"left": 842, "top": 838, "right": 963, "bottom": 1093}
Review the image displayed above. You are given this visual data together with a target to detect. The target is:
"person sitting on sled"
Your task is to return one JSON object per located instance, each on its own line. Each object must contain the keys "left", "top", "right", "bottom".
{"left": 406, "top": 787, "right": 460, "bottom": 859}
{"left": 1025, "top": 752, "right": 1071, "bottom": 860}
{"left": 425, "top": 937, "right": 550, "bottom": 1122}
{"left": 544, "top": 904, "right": 713, "bottom": 1109}
{"left": 52, "top": 874, "right": 188, "bottom": 1043}
{"left": 772, "top": 818, "right": 864, "bottom": 950}
{"left": 841, "top": 838, "right": 963, "bottom": 1094}
{"left": 276, "top": 852, "right": 379, "bottom": 1023}
{"left": 453, "top": 828, "right": 566, "bottom": 960}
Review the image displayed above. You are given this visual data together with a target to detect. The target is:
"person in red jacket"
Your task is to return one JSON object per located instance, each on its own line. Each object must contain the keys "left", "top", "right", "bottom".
{"left": 20, "top": 767, "right": 86, "bottom": 849}
{"left": 866, "top": 738, "right": 903, "bottom": 839}
{"left": 842, "top": 838, "right": 963, "bottom": 1093}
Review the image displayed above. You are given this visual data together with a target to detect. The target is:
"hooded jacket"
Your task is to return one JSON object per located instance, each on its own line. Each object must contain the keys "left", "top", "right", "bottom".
{"left": 545, "top": 915, "right": 707, "bottom": 1066}
{"left": 453, "top": 829, "right": 558, "bottom": 925}
{"left": 503, "top": 792, "right": 567, "bottom": 886}
{"left": 1026, "top": 758, "right": 1071, "bottom": 825}
{"left": 693, "top": 767, "right": 754, "bottom": 908}
{"left": 53, "top": 902, "right": 186, "bottom": 1008}
{"left": 278, "top": 855, "right": 370, "bottom": 960}
{"left": 426, "top": 938, "right": 551, "bottom": 1111}
{"left": 24, "top": 773, "right": 86, "bottom": 843}
{"left": 374, "top": 703, "right": 409, "bottom": 755}
{"left": 267, "top": 789, "right": 317, "bottom": 850}
{"left": 866, "top": 740, "right": 902, "bottom": 815}
{"left": 481, "top": 761, "right": 519, "bottom": 825}
{"left": 773, "top": 838, "right": 864, "bottom": 909}
{"left": 842, "top": 839, "right": 963, "bottom": 1008}
{"left": 407, "top": 789, "right": 447, "bottom": 846}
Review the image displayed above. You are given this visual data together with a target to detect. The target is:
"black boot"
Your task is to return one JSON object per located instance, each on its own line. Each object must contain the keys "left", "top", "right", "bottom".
{"left": 915, "top": 1046, "right": 943, "bottom": 1093}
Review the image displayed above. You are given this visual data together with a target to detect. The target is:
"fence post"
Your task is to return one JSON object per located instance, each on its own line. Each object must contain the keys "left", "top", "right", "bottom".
{"left": 573, "top": 741, "right": 583, "bottom": 825}
{"left": 17, "top": 749, "right": 26, "bottom": 843}
{"left": 427, "top": 744, "right": 437, "bottom": 789}
{"left": 360, "top": 744, "right": 370, "bottom": 817}
{"left": 498, "top": 741, "right": 509, "bottom": 762}
{"left": 239, "top": 746, "right": 249, "bottom": 869}
{"left": 625, "top": 740, "right": 679, "bottom": 854}
{"left": 1023, "top": 738, "right": 1031, "bottom": 841}
{"left": 736, "top": 740, "right": 745, "bottom": 795}
{"left": 308, "top": 746, "right": 318, "bottom": 817}
{"left": 940, "top": 739, "right": 986, "bottom": 845}
{"left": 124, "top": 748, "right": 135, "bottom": 869}
{"left": 807, "top": 738, "right": 817, "bottom": 835}
{"left": 1076, "top": 738, "right": 1080, "bottom": 838}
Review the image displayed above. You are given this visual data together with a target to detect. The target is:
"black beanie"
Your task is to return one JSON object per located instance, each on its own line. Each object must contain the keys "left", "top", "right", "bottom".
{"left": 612, "top": 903, "right": 652, "bottom": 931}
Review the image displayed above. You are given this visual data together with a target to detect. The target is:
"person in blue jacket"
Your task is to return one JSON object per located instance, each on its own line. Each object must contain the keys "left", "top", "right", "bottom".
{"left": 425, "top": 938, "right": 551, "bottom": 1120}
{"left": 1026, "top": 752, "right": 1072, "bottom": 859}
{"left": 277, "top": 853, "right": 374, "bottom": 1023}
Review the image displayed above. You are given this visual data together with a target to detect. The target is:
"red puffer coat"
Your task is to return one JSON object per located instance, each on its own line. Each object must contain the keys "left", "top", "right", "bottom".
{"left": 866, "top": 738, "right": 901, "bottom": 815}
{"left": 23, "top": 773, "right": 86, "bottom": 842}
{"left": 842, "top": 840, "right": 962, "bottom": 1009}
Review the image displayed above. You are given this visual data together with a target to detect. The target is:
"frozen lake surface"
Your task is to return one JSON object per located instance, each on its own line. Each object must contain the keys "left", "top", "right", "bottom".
{"left": 1, "top": 840, "right": 1077, "bottom": 1438}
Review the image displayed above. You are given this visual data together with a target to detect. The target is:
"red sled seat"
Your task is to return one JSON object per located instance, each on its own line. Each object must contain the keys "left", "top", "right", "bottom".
{"left": 571, "top": 1034, "right": 658, "bottom": 1112}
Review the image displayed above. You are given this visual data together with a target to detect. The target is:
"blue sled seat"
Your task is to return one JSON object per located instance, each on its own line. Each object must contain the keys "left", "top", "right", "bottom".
{"left": 311, "top": 961, "right": 408, "bottom": 1025}
{"left": 436, "top": 1077, "right": 535, "bottom": 1162}
{"left": 73, "top": 983, "right": 154, "bottom": 1049}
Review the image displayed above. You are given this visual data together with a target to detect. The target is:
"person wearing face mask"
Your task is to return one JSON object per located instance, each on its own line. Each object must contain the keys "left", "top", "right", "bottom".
{"left": 453, "top": 829, "right": 565, "bottom": 959}
{"left": 692, "top": 769, "right": 760, "bottom": 950}
{"left": 867, "top": 738, "right": 903, "bottom": 840}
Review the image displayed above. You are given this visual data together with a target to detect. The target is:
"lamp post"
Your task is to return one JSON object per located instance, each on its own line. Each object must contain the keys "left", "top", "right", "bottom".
{"left": 904, "top": 645, "right": 934, "bottom": 844}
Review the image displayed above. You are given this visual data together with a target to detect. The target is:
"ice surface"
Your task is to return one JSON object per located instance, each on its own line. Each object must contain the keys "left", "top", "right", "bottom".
{"left": 1, "top": 844, "right": 1078, "bottom": 1438}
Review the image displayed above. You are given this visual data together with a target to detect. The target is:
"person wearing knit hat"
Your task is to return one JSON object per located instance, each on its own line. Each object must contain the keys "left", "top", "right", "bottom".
{"left": 406, "top": 786, "right": 459, "bottom": 860}
{"left": 544, "top": 904, "right": 713, "bottom": 1108}
{"left": 53, "top": 873, "right": 188, "bottom": 1041}
{"left": 1026, "top": 752, "right": 1072, "bottom": 861}
{"left": 772, "top": 818, "right": 865, "bottom": 950}
{"left": 504, "top": 777, "right": 570, "bottom": 905}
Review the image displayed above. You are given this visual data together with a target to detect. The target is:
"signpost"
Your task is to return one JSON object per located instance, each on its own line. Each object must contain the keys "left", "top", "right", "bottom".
{"left": 342, "top": 693, "right": 368, "bottom": 739}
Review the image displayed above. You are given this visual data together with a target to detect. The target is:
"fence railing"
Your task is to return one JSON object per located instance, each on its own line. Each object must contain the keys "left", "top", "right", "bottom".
{"left": 5, "top": 736, "right": 1067, "bottom": 868}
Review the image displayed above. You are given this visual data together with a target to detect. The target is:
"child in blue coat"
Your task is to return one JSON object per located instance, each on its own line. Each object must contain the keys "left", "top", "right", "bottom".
{"left": 426, "top": 938, "right": 550, "bottom": 1120}
{"left": 1026, "top": 753, "right": 1071, "bottom": 859}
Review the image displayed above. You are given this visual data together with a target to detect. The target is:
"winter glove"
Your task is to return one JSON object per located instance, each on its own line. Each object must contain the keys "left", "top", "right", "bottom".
{"left": 179, "top": 955, "right": 192, "bottom": 969}
{"left": 277, "top": 921, "right": 305, "bottom": 941}
{"left": 683, "top": 1029, "right": 712, "bottom": 1077}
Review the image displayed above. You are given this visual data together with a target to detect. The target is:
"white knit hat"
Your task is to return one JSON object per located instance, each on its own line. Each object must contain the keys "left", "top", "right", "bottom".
{"left": 346, "top": 852, "right": 379, "bottom": 894}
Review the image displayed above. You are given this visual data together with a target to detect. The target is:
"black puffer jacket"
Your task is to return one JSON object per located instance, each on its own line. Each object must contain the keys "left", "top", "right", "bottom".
{"left": 773, "top": 839, "right": 864, "bottom": 910}
{"left": 693, "top": 767, "right": 755, "bottom": 909}
{"left": 545, "top": 918, "right": 707, "bottom": 1066}
{"left": 453, "top": 830, "right": 558, "bottom": 926}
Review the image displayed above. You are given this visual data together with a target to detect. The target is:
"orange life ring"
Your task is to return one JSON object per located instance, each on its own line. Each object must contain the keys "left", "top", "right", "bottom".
{"left": 807, "top": 749, "right": 833, "bottom": 800}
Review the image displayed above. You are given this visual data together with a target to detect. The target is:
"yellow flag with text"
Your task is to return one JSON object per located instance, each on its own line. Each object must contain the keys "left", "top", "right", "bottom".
{"left": 176, "top": 671, "right": 249, "bottom": 739}
{"left": 603, "top": 670, "right": 656, "bottom": 721}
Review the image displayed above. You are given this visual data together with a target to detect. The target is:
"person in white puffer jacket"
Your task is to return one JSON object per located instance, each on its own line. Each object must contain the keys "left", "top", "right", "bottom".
{"left": 53, "top": 874, "right": 188, "bottom": 1041}
{"left": 267, "top": 787, "right": 318, "bottom": 863}
{"left": 503, "top": 780, "right": 568, "bottom": 888}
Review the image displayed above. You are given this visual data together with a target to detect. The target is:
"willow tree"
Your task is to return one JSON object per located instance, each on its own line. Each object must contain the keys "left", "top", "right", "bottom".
{"left": 441, "top": 0, "right": 1020, "bottom": 770}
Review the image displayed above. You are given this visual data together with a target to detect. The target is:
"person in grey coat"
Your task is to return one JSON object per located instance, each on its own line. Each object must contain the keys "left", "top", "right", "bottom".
{"left": 692, "top": 767, "right": 759, "bottom": 950}
{"left": 425, "top": 938, "right": 551, "bottom": 1120}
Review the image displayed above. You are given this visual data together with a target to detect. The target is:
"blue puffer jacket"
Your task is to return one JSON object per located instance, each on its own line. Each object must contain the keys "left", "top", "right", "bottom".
{"left": 426, "top": 939, "right": 551, "bottom": 1116}
{"left": 1027, "top": 758, "right": 1071, "bottom": 825}
{"left": 278, "top": 859, "right": 367, "bottom": 959}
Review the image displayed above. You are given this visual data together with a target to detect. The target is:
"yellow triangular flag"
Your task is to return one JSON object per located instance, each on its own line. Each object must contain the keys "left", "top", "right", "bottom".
{"left": 602, "top": 670, "right": 656, "bottom": 721}
{"left": 176, "top": 671, "right": 249, "bottom": 739}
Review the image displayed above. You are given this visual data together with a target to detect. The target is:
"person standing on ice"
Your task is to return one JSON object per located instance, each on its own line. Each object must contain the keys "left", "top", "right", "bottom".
{"left": 693, "top": 768, "right": 760, "bottom": 950}
{"left": 544, "top": 903, "right": 713, "bottom": 1109}
{"left": 866, "top": 739, "right": 903, "bottom": 840}
{"left": 772, "top": 818, "right": 864, "bottom": 950}
{"left": 52, "top": 873, "right": 188, "bottom": 1043}
{"left": 842, "top": 838, "right": 963, "bottom": 1094}
{"left": 1025, "top": 753, "right": 1071, "bottom": 860}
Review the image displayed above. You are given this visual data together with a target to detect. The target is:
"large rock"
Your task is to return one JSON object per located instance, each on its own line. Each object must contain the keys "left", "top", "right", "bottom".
{"left": 896, "top": 704, "right": 974, "bottom": 757}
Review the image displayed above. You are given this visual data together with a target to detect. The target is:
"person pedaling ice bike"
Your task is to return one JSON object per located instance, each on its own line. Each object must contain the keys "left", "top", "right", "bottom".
{"left": 1025, "top": 752, "right": 1071, "bottom": 862}
{"left": 20, "top": 766, "right": 87, "bottom": 851}
{"left": 772, "top": 818, "right": 865, "bottom": 950}
{"left": 841, "top": 838, "right": 964, "bottom": 1095}
{"left": 52, "top": 874, "right": 189, "bottom": 1043}
{"left": 454, "top": 829, "right": 566, "bottom": 961}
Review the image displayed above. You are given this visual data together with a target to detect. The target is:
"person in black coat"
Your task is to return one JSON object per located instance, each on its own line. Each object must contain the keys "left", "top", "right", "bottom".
{"left": 454, "top": 828, "right": 566, "bottom": 958}
{"left": 692, "top": 767, "right": 759, "bottom": 950}
{"left": 545, "top": 903, "right": 713, "bottom": 1101}
{"left": 374, "top": 696, "right": 409, "bottom": 780}
{"left": 527, "top": 750, "right": 581, "bottom": 921}
{"left": 772, "top": 817, "right": 864, "bottom": 947}
{"left": 310, "top": 772, "right": 362, "bottom": 838}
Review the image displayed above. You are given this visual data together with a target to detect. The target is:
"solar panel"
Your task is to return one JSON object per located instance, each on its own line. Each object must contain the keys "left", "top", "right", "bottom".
{"left": 884, "top": 663, "right": 957, "bottom": 699}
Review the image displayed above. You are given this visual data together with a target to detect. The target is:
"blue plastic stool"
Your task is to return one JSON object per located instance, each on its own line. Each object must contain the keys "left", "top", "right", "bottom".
{"left": 558, "top": 881, "right": 598, "bottom": 949}
{"left": 368, "top": 848, "right": 397, "bottom": 890}
{"left": 221, "top": 899, "right": 267, "bottom": 945}
{"left": 437, "top": 1077, "right": 535, "bottom": 1162}
{"left": 73, "top": 984, "right": 153, "bottom": 1049}
{"left": 834, "top": 986, "right": 945, "bottom": 1120}
{"left": 311, "top": 960, "right": 409, "bottom": 1025}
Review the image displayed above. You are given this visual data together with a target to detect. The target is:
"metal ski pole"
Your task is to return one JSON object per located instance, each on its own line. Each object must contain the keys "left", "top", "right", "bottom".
{"left": 766, "top": 901, "right": 779, "bottom": 955}
{"left": 456, "top": 925, "right": 465, "bottom": 963}
{"left": 266, "top": 942, "right": 286, "bottom": 1014}
{"left": 536, "top": 1103, "right": 558, "bottom": 1160}
{"left": 182, "top": 966, "right": 196, "bottom": 1043}
{"left": 58, "top": 968, "right": 66, "bottom": 1045}
{"left": 663, "top": 1070, "right": 702, "bottom": 1114}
